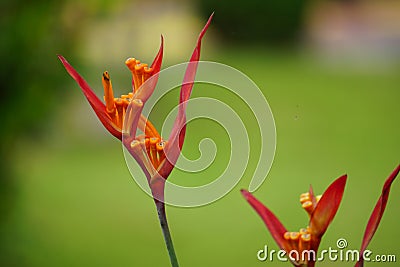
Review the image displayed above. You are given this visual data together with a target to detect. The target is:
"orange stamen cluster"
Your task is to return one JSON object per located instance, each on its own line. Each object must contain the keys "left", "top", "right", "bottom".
{"left": 282, "top": 192, "right": 322, "bottom": 265}
{"left": 125, "top": 58, "right": 153, "bottom": 93}
{"left": 300, "top": 192, "right": 321, "bottom": 216}
{"left": 102, "top": 58, "right": 167, "bottom": 174}
{"left": 283, "top": 227, "right": 312, "bottom": 264}
{"left": 102, "top": 58, "right": 154, "bottom": 130}
{"left": 130, "top": 136, "right": 168, "bottom": 174}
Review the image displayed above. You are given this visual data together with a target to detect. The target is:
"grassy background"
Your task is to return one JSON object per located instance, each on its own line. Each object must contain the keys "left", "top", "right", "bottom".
{"left": 3, "top": 46, "right": 399, "bottom": 266}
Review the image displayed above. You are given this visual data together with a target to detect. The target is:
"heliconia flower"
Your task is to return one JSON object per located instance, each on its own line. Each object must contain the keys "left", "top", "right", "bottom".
{"left": 59, "top": 15, "right": 213, "bottom": 267}
{"left": 242, "top": 165, "right": 399, "bottom": 267}
{"left": 58, "top": 14, "right": 213, "bottom": 202}
{"left": 355, "top": 164, "right": 400, "bottom": 267}
{"left": 241, "top": 175, "right": 347, "bottom": 267}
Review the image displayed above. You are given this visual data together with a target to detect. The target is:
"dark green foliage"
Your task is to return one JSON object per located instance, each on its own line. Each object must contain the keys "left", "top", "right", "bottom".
{"left": 197, "top": 0, "right": 307, "bottom": 44}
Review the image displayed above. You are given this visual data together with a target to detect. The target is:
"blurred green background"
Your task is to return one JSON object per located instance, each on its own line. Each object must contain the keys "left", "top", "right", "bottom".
{"left": 1, "top": 0, "right": 399, "bottom": 266}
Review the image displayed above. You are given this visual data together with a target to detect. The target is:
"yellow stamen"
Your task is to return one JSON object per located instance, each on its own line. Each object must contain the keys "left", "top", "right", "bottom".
{"left": 125, "top": 57, "right": 153, "bottom": 93}
{"left": 283, "top": 228, "right": 312, "bottom": 264}
{"left": 299, "top": 228, "right": 308, "bottom": 235}
{"left": 135, "top": 63, "right": 146, "bottom": 87}
{"left": 115, "top": 98, "right": 124, "bottom": 128}
{"left": 144, "top": 66, "right": 153, "bottom": 81}
{"left": 284, "top": 232, "right": 291, "bottom": 240}
{"left": 300, "top": 193, "right": 310, "bottom": 204}
{"left": 289, "top": 232, "right": 300, "bottom": 252}
{"left": 157, "top": 140, "right": 167, "bottom": 165}
{"left": 302, "top": 201, "right": 314, "bottom": 215}
{"left": 102, "top": 71, "right": 115, "bottom": 114}
{"left": 300, "top": 192, "right": 309, "bottom": 199}
{"left": 144, "top": 138, "right": 151, "bottom": 158}
{"left": 125, "top": 58, "right": 139, "bottom": 71}
{"left": 149, "top": 137, "right": 159, "bottom": 167}
{"left": 282, "top": 189, "right": 324, "bottom": 263}
{"left": 284, "top": 232, "right": 295, "bottom": 252}
{"left": 290, "top": 232, "right": 300, "bottom": 241}
{"left": 299, "top": 233, "right": 311, "bottom": 264}
{"left": 130, "top": 139, "right": 154, "bottom": 175}
{"left": 124, "top": 99, "right": 143, "bottom": 136}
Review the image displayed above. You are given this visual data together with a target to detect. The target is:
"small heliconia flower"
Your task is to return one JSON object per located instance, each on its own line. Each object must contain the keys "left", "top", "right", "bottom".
{"left": 242, "top": 165, "right": 399, "bottom": 267}
{"left": 241, "top": 175, "right": 347, "bottom": 267}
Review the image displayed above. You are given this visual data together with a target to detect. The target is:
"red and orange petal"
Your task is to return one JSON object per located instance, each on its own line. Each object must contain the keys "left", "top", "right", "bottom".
{"left": 355, "top": 164, "right": 400, "bottom": 267}
{"left": 163, "top": 13, "right": 213, "bottom": 170}
{"left": 240, "top": 190, "right": 289, "bottom": 252}
{"left": 309, "top": 175, "right": 347, "bottom": 246}
{"left": 58, "top": 55, "right": 122, "bottom": 140}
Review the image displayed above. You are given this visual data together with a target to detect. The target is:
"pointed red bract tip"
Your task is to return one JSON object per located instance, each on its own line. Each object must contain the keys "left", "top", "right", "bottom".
{"left": 179, "top": 12, "right": 213, "bottom": 104}
{"left": 150, "top": 35, "right": 164, "bottom": 75}
{"left": 310, "top": 175, "right": 347, "bottom": 240}
{"left": 355, "top": 165, "right": 400, "bottom": 267}
{"left": 58, "top": 55, "right": 122, "bottom": 140}
{"left": 163, "top": 14, "right": 213, "bottom": 174}
{"left": 308, "top": 184, "right": 317, "bottom": 209}
{"left": 241, "top": 189, "right": 289, "bottom": 252}
{"left": 135, "top": 36, "right": 164, "bottom": 103}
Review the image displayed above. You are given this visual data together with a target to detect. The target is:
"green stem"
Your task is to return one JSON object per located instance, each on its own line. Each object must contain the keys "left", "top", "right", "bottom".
{"left": 155, "top": 200, "right": 179, "bottom": 267}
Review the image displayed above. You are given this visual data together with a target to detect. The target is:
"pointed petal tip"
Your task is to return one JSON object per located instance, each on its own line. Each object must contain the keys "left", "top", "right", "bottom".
{"left": 356, "top": 165, "right": 399, "bottom": 266}
{"left": 150, "top": 35, "right": 164, "bottom": 72}
{"left": 381, "top": 165, "right": 400, "bottom": 192}
{"left": 57, "top": 54, "right": 67, "bottom": 64}
{"left": 390, "top": 164, "right": 400, "bottom": 179}
{"left": 208, "top": 12, "right": 215, "bottom": 22}
{"left": 329, "top": 174, "right": 347, "bottom": 195}
{"left": 338, "top": 174, "right": 348, "bottom": 183}
{"left": 240, "top": 189, "right": 250, "bottom": 198}
{"left": 333, "top": 174, "right": 348, "bottom": 189}
{"left": 198, "top": 13, "right": 214, "bottom": 41}
{"left": 309, "top": 174, "right": 347, "bottom": 238}
{"left": 57, "top": 53, "right": 122, "bottom": 140}
{"left": 165, "top": 13, "right": 213, "bottom": 162}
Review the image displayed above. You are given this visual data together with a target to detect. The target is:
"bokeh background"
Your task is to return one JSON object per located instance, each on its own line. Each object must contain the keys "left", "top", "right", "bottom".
{"left": 1, "top": 0, "right": 399, "bottom": 266}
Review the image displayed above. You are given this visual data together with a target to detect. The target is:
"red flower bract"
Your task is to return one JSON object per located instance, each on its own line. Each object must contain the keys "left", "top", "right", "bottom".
{"left": 355, "top": 164, "right": 400, "bottom": 267}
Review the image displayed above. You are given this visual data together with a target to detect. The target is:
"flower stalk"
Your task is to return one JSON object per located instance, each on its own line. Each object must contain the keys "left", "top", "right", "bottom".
{"left": 156, "top": 200, "right": 179, "bottom": 267}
